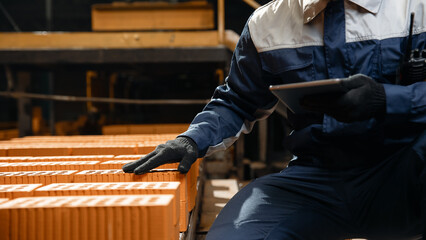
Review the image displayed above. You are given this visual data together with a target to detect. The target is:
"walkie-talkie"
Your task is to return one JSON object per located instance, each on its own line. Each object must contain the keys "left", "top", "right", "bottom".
{"left": 397, "top": 12, "right": 426, "bottom": 85}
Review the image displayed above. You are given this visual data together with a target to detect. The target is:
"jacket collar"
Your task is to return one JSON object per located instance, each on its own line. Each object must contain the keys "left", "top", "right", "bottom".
{"left": 302, "top": 0, "right": 383, "bottom": 24}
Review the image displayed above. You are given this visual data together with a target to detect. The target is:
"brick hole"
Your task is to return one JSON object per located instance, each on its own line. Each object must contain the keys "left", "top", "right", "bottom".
{"left": 144, "top": 183, "right": 156, "bottom": 189}
{"left": 148, "top": 197, "right": 159, "bottom": 203}
{"left": 112, "top": 184, "right": 127, "bottom": 190}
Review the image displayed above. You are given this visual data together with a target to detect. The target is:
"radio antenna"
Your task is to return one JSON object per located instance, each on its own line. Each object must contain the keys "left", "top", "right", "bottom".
{"left": 404, "top": 12, "right": 415, "bottom": 62}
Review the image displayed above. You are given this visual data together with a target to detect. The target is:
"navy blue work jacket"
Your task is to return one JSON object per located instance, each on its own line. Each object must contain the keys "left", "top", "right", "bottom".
{"left": 181, "top": 0, "right": 426, "bottom": 168}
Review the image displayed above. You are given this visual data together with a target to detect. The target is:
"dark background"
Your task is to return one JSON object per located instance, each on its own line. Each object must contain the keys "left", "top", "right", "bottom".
{"left": 0, "top": 0, "right": 288, "bottom": 166}
{"left": 0, "top": 0, "right": 271, "bottom": 33}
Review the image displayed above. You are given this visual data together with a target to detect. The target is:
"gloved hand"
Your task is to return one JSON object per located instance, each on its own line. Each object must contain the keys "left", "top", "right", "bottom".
{"left": 122, "top": 136, "right": 198, "bottom": 174}
{"left": 300, "top": 74, "right": 386, "bottom": 123}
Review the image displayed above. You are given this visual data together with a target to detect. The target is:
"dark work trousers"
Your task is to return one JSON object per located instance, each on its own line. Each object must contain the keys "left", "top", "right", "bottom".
{"left": 206, "top": 132, "right": 425, "bottom": 240}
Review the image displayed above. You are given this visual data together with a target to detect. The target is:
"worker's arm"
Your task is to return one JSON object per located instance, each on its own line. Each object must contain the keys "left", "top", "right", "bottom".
{"left": 382, "top": 81, "right": 426, "bottom": 125}
{"left": 178, "top": 21, "right": 279, "bottom": 157}
{"left": 123, "top": 20, "right": 279, "bottom": 174}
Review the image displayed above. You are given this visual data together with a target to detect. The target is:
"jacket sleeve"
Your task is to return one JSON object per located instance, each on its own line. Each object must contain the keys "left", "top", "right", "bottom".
{"left": 383, "top": 82, "right": 426, "bottom": 125}
{"left": 179, "top": 22, "right": 279, "bottom": 157}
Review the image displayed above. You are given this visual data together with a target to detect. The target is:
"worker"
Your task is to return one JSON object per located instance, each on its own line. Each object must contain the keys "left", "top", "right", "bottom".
{"left": 123, "top": 0, "right": 426, "bottom": 239}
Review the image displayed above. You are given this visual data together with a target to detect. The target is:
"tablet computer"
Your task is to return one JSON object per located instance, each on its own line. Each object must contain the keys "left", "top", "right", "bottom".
{"left": 269, "top": 78, "right": 348, "bottom": 114}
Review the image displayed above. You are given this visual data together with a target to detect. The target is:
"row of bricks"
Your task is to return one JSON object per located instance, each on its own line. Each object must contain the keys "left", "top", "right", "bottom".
{"left": 0, "top": 169, "right": 197, "bottom": 202}
{"left": 0, "top": 134, "right": 197, "bottom": 237}
{"left": 0, "top": 142, "right": 166, "bottom": 147}
{"left": 0, "top": 154, "right": 146, "bottom": 162}
{"left": 0, "top": 162, "right": 199, "bottom": 207}
{"left": 102, "top": 124, "right": 189, "bottom": 135}
{"left": 0, "top": 182, "right": 181, "bottom": 230}
{"left": 0, "top": 159, "right": 201, "bottom": 231}
{"left": 0, "top": 168, "right": 198, "bottom": 189}
{"left": 0, "top": 134, "right": 179, "bottom": 157}
{"left": 0, "top": 182, "right": 179, "bottom": 198}
{"left": 2, "top": 133, "right": 179, "bottom": 143}
{"left": 0, "top": 158, "right": 199, "bottom": 186}
{"left": 0, "top": 160, "right": 180, "bottom": 171}
{"left": 0, "top": 195, "right": 178, "bottom": 240}
{"left": 0, "top": 145, "right": 156, "bottom": 157}
{"left": 0, "top": 170, "right": 198, "bottom": 194}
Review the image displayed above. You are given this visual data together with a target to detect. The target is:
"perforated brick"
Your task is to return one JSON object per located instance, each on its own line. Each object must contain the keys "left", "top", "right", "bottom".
{"left": 0, "top": 148, "right": 7, "bottom": 157}
{"left": 73, "top": 165, "right": 199, "bottom": 232}
{"left": 35, "top": 182, "right": 180, "bottom": 226}
{"left": 70, "top": 145, "right": 138, "bottom": 156}
{"left": 0, "top": 161, "right": 100, "bottom": 172}
{"left": 76, "top": 160, "right": 199, "bottom": 204}
{"left": 113, "top": 154, "right": 146, "bottom": 160}
{"left": 0, "top": 157, "right": 32, "bottom": 163}
{"left": 75, "top": 169, "right": 189, "bottom": 199}
{"left": 0, "top": 195, "right": 177, "bottom": 240}
{"left": 100, "top": 160, "right": 179, "bottom": 170}
{"left": 0, "top": 171, "right": 77, "bottom": 184}
{"left": 136, "top": 144, "right": 156, "bottom": 154}
{"left": 7, "top": 146, "right": 71, "bottom": 156}
{"left": 0, "top": 184, "right": 42, "bottom": 199}
{"left": 27, "top": 155, "right": 115, "bottom": 162}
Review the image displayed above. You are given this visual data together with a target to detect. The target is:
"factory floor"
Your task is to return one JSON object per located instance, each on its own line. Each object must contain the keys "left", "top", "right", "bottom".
{"left": 190, "top": 177, "right": 245, "bottom": 240}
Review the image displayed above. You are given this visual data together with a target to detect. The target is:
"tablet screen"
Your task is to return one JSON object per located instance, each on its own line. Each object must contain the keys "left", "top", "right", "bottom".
{"left": 269, "top": 78, "right": 348, "bottom": 114}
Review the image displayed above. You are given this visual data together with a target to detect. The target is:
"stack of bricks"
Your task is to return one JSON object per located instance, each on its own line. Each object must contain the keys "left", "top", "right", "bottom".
{"left": 0, "top": 134, "right": 179, "bottom": 156}
{"left": 0, "top": 134, "right": 201, "bottom": 240}
{"left": 34, "top": 182, "right": 180, "bottom": 231}
{"left": 0, "top": 195, "right": 177, "bottom": 240}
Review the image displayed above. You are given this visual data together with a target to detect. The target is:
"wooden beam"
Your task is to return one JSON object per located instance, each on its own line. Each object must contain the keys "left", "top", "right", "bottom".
{"left": 224, "top": 30, "right": 240, "bottom": 52}
{"left": 91, "top": 1, "right": 214, "bottom": 31}
{"left": 242, "top": 0, "right": 261, "bottom": 9}
{"left": 0, "top": 31, "right": 220, "bottom": 49}
{"left": 217, "top": 0, "right": 225, "bottom": 44}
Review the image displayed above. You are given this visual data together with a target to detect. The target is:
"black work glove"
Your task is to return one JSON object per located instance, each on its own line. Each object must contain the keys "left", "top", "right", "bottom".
{"left": 300, "top": 74, "right": 386, "bottom": 123}
{"left": 122, "top": 136, "right": 198, "bottom": 174}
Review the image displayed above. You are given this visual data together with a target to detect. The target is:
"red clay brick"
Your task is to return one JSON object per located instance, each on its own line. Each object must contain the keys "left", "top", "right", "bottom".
{"left": 0, "top": 148, "right": 7, "bottom": 157}
{"left": 0, "top": 161, "right": 100, "bottom": 172}
{"left": 70, "top": 145, "right": 138, "bottom": 156}
{"left": 26, "top": 155, "right": 114, "bottom": 162}
{"left": 73, "top": 169, "right": 194, "bottom": 226}
{"left": 74, "top": 170, "right": 123, "bottom": 183}
{"left": 0, "top": 208, "right": 9, "bottom": 240}
{"left": 3, "top": 134, "right": 178, "bottom": 144}
{"left": 136, "top": 144, "right": 156, "bottom": 154}
{"left": 99, "top": 160, "right": 133, "bottom": 169}
{"left": 0, "top": 171, "right": 77, "bottom": 185}
{"left": 101, "top": 125, "right": 129, "bottom": 135}
{"left": 180, "top": 201, "right": 189, "bottom": 232}
{"left": 0, "top": 157, "right": 31, "bottom": 162}
{"left": 125, "top": 124, "right": 188, "bottom": 134}
{"left": 0, "top": 195, "right": 177, "bottom": 240}
{"left": 113, "top": 154, "right": 146, "bottom": 160}
{"left": 0, "top": 184, "right": 42, "bottom": 199}
{"left": 99, "top": 160, "right": 179, "bottom": 170}
{"left": 7, "top": 147, "right": 71, "bottom": 157}
{"left": 35, "top": 182, "right": 180, "bottom": 227}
